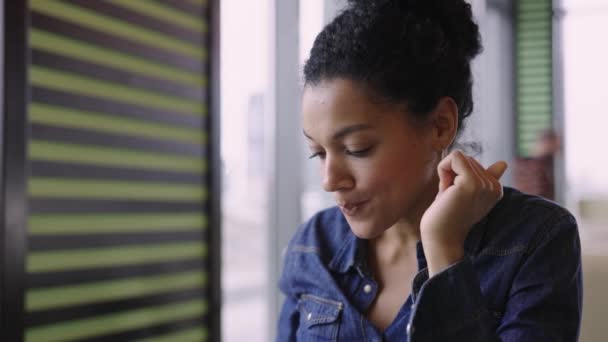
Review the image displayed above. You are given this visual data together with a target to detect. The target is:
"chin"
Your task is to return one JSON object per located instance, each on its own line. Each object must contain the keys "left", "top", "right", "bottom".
{"left": 347, "top": 220, "right": 385, "bottom": 240}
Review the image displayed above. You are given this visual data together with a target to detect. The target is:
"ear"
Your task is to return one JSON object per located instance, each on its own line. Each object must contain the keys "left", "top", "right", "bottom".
{"left": 430, "top": 97, "right": 458, "bottom": 151}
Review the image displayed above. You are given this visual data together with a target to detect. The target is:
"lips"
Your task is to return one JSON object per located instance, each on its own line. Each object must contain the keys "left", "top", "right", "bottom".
{"left": 338, "top": 200, "right": 368, "bottom": 217}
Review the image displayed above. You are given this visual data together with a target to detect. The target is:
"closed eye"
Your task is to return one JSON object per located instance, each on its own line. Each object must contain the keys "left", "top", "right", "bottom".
{"left": 309, "top": 146, "right": 373, "bottom": 160}
{"left": 308, "top": 151, "right": 326, "bottom": 160}
{"left": 346, "top": 146, "right": 373, "bottom": 157}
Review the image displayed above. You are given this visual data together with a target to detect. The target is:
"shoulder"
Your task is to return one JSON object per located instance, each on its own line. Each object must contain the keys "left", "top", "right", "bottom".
{"left": 278, "top": 207, "right": 353, "bottom": 296}
{"left": 474, "top": 186, "right": 579, "bottom": 256}
{"left": 492, "top": 186, "right": 575, "bottom": 226}
{"left": 285, "top": 206, "right": 352, "bottom": 263}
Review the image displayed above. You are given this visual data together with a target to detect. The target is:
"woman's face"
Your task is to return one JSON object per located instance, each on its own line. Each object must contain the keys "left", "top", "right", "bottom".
{"left": 302, "top": 78, "right": 440, "bottom": 239}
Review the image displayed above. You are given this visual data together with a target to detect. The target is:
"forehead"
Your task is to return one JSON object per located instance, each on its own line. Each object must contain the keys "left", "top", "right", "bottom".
{"left": 302, "top": 79, "right": 382, "bottom": 131}
{"left": 304, "top": 78, "right": 373, "bottom": 111}
{"left": 301, "top": 79, "right": 415, "bottom": 141}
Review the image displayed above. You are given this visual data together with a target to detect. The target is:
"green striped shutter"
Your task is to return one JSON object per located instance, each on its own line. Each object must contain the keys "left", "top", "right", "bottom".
{"left": 25, "top": 0, "right": 211, "bottom": 341}
{"left": 516, "top": 0, "right": 553, "bottom": 156}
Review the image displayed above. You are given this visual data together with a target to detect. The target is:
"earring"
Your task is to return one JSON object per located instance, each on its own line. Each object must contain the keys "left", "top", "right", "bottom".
{"left": 441, "top": 148, "right": 448, "bottom": 159}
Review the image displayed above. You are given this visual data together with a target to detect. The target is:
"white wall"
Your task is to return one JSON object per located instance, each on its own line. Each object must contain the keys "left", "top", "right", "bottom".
{"left": 562, "top": 0, "right": 608, "bottom": 201}
{"left": 560, "top": 1, "right": 608, "bottom": 341}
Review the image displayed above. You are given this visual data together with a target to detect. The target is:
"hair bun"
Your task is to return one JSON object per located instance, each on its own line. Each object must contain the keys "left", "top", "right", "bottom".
{"left": 347, "top": 0, "right": 481, "bottom": 60}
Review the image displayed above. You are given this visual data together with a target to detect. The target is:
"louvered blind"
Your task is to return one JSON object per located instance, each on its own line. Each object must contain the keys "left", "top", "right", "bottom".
{"left": 25, "top": 0, "right": 210, "bottom": 341}
{"left": 516, "top": 0, "right": 553, "bottom": 157}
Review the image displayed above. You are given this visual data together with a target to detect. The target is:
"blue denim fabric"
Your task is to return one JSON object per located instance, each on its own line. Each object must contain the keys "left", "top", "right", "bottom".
{"left": 277, "top": 187, "right": 582, "bottom": 341}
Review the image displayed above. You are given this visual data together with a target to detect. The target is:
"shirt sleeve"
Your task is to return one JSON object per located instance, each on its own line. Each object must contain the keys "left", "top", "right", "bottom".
{"left": 407, "top": 213, "right": 582, "bottom": 342}
{"left": 276, "top": 294, "right": 299, "bottom": 342}
{"left": 276, "top": 227, "right": 303, "bottom": 342}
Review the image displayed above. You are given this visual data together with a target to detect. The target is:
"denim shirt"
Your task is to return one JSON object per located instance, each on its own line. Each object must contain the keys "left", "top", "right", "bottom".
{"left": 277, "top": 187, "right": 582, "bottom": 341}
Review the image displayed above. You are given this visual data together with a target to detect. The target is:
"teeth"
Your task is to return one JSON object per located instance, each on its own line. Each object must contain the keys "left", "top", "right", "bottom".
{"left": 344, "top": 204, "right": 358, "bottom": 211}
{"left": 339, "top": 201, "right": 366, "bottom": 214}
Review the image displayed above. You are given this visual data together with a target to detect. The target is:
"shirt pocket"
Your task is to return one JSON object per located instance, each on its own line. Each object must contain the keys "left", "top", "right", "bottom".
{"left": 296, "top": 294, "right": 343, "bottom": 341}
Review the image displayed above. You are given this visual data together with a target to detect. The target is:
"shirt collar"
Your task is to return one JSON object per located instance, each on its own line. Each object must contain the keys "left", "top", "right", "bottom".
{"left": 327, "top": 231, "right": 360, "bottom": 274}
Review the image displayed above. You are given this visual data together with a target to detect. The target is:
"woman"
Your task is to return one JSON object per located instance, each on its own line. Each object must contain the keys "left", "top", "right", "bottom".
{"left": 277, "top": 0, "right": 582, "bottom": 341}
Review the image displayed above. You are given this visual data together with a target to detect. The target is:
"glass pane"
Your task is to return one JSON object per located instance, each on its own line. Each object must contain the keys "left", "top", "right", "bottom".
{"left": 562, "top": 4, "right": 608, "bottom": 341}
{"left": 220, "top": 1, "right": 270, "bottom": 341}
{"left": 562, "top": 0, "right": 608, "bottom": 239}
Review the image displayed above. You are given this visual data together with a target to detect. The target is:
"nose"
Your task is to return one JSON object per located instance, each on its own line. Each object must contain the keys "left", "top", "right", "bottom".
{"left": 322, "top": 155, "right": 353, "bottom": 192}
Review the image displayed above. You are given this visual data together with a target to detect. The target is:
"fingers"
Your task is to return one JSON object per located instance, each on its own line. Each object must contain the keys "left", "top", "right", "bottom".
{"left": 437, "top": 150, "right": 474, "bottom": 191}
{"left": 487, "top": 161, "right": 508, "bottom": 180}
{"left": 437, "top": 156, "right": 456, "bottom": 193}
{"left": 466, "top": 156, "right": 490, "bottom": 189}
{"left": 437, "top": 151, "right": 507, "bottom": 193}
{"left": 468, "top": 156, "right": 504, "bottom": 195}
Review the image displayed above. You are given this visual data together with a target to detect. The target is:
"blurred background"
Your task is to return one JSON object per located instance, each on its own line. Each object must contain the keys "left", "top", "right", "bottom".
{"left": 0, "top": 0, "right": 606, "bottom": 341}
{"left": 221, "top": 0, "right": 608, "bottom": 341}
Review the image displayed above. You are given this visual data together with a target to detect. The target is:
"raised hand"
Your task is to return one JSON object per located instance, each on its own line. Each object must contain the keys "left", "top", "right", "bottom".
{"left": 420, "top": 150, "right": 508, "bottom": 276}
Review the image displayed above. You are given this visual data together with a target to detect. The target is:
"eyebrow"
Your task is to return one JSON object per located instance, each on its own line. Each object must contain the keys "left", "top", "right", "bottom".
{"left": 303, "top": 124, "right": 373, "bottom": 142}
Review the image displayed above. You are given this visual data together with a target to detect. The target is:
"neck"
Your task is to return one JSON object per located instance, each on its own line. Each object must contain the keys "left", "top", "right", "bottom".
{"left": 369, "top": 173, "right": 439, "bottom": 265}
{"left": 369, "top": 224, "right": 420, "bottom": 265}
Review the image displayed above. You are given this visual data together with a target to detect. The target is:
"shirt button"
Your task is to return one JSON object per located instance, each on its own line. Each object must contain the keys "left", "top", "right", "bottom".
{"left": 407, "top": 323, "right": 415, "bottom": 335}
{"left": 363, "top": 284, "right": 373, "bottom": 293}
{"left": 307, "top": 313, "right": 312, "bottom": 320}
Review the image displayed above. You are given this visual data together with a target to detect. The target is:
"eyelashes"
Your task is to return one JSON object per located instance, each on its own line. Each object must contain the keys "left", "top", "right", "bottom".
{"left": 308, "top": 151, "right": 325, "bottom": 159}
{"left": 308, "top": 146, "right": 374, "bottom": 160}
{"left": 347, "top": 146, "right": 373, "bottom": 157}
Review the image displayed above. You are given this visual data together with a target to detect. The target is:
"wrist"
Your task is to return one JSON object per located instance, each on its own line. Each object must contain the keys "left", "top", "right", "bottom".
{"left": 422, "top": 240, "right": 465, "bottom": 277}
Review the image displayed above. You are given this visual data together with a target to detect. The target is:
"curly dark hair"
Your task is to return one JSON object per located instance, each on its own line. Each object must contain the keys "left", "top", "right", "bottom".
{"left": 303, "top": 0, "right": 482, "bottom": 137}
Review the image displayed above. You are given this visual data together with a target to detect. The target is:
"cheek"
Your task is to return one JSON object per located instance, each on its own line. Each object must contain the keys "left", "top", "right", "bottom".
{"left": 353, "top": 158, "right": 407, "bottom": 194}
{"left": 363, "top": 149, "right": 435, "bottom": 192}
